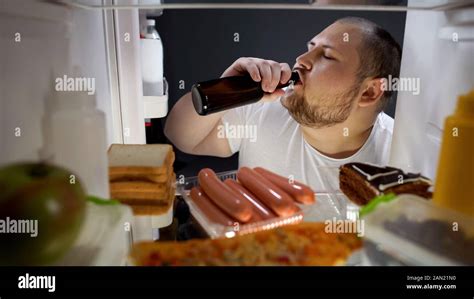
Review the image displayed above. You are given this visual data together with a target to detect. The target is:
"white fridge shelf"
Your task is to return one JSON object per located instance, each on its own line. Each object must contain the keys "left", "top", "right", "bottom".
{"left": 57, "top": 0, "right": 474, "bottom": 12}
{"left": 143, "top": 77, "right": 168, "bottom": 118}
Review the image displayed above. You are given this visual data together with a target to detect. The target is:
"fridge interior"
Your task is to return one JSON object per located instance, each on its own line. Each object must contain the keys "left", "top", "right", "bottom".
{"left": 0, "top": 0, "right": 473, "bottom": 266}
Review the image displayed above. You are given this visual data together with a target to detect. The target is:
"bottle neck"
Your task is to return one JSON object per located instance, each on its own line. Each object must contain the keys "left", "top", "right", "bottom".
{"left": 275, "top": 71, "right": 300, "bottom": 89}
{"left": 145, "top": 26, "right": 159, "bottom": 39}
{"left": 455, "top": 90, "right": 474, "bottom": 119}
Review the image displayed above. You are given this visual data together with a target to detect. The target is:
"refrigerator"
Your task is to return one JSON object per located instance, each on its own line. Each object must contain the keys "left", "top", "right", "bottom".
{"left": 0, "top": 0, "right": 473, "bottom": 265}
{"left": 1, "top": 0, "right": 473, "bottom": 178}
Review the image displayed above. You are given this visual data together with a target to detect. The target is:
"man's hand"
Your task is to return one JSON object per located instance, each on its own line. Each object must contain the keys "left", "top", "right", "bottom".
{"left": 221, "top": 57, "right": 293, "bottom": 101}
{"left": 165, "top": 57, "right": 292, "bottom": 157}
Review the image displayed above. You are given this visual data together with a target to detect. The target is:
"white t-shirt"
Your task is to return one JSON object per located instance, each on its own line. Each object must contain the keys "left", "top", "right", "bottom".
{"left": 221, "top": 100, "right": 394, "bottom": 192}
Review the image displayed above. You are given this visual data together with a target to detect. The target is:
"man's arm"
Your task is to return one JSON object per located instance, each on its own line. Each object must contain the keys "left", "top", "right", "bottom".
{"left": 164, "top": 92, "right": 231, "bottom": 157}
{"left": 164, "top": 57, "right": 292, "bottom": 157}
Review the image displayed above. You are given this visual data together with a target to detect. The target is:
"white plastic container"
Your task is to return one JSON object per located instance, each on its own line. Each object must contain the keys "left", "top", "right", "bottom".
{"left": 56, "top": 201, "right": 133, "bottom": 266}
{"left": 132, "top": 204, "right": 174, "bottom": 242}
{"left": 178, "top": 170, "right": 304, "bottom": 239}
{"left": 42, "top": 70, "right": 110, "bottom": 198}
{"left": 141, "top": 19, "right": 164, "bottom": 96}
{"left": 177, "top": 168, "right": 360, "bottom": 239}
{"left": 363, "top": 194, "right": 474, "bottom": 266}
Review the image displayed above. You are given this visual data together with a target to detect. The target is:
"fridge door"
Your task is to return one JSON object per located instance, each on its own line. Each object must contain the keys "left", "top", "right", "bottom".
{"left": 389, "top": 1, "right": 474, "bottom": 180}
{"left": 0, "top": 0, "right": 121, "bottom": 165}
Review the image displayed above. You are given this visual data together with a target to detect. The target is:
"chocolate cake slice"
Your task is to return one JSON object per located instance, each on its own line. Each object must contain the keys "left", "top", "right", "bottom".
{"left": 339, "top": 163, "right": 432, "bottom": 205}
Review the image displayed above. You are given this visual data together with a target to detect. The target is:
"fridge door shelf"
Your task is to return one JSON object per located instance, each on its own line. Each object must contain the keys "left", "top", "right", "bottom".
{"left": 132, "top": 203, "right": 174, "bottom": 242}
{"left": 143, "top": 77, "right": 168, "bottom": 118}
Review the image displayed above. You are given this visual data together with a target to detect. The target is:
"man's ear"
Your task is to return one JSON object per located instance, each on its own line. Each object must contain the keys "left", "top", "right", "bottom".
{"left": 358, "top": 78, "right": 384, "bottom": 108}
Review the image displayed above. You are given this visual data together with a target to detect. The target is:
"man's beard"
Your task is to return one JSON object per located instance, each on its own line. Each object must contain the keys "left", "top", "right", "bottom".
{"left": 281, "top": 84, "right": 360, "bottom": 129}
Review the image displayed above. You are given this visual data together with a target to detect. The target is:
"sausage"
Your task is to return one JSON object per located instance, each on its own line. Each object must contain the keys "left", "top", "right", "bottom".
{"left": 254, "top": 167, "right": 315, "bottom": 205}
{"left": 224, "top": 179, "right": 277, "bottom": 221}
{"left": 190, "top": 187, "right": 236, "bottom": 226}
{"left": 198, "top": 168, "right": 252, "bottom": 223}
{"left": 236, "top": 167, "right": 299, "bottom": 217}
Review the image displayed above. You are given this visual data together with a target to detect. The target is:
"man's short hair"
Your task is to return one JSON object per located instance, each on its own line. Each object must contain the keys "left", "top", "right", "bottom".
{"left": 336, "top": 17, "right": 402, "bottom": 112}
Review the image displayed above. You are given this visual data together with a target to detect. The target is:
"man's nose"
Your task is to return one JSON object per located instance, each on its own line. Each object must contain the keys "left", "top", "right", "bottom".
{"left": 295, "top": 51, "right": 313, "bottom": 71}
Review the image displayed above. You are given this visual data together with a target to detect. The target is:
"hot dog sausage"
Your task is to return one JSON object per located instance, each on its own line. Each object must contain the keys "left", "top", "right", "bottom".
{"left": 254, "top": 167, "right": 315, "bottom": 204}
{"left": 190, "top": 187, "right": 236, "bottom": 226}
{"left": 198, "top": 168, "right": 252, "bottom": 223}
{"left": 224, "top": 179, "right": 277, "bottom": 221}
{"left": 236, "top": 167, "right": 299, "bottom": 217}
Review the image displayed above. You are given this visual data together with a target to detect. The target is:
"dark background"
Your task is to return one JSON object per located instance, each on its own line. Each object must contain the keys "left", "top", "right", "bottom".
{"left": 146, "top": 3, "right": 407, "bottom": 178}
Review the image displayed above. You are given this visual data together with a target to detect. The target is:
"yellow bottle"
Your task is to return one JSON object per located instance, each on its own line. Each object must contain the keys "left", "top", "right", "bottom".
{"left": 433, "top": 90, "right": 474, "bottom": 216}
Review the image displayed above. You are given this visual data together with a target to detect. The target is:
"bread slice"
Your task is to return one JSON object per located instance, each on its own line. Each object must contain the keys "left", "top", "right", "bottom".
{"left": 108, "top": 144, "right": 174, "bottom": 180}
{"left": 111, "top": 173, "right": 176, "bottom": 203}
{"left": 109, "top": 162, "right": 173, "bottom": 183}
{"left": 130, "top": 187, "right": 175, "bottom": 216}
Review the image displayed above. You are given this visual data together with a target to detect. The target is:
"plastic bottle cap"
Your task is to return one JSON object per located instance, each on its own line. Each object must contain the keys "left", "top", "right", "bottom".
{"left": 455, "top": 89, "right": 474, "bottom": 118}
{"left": 147, "top": 19, "right": 155, "bottom": 26}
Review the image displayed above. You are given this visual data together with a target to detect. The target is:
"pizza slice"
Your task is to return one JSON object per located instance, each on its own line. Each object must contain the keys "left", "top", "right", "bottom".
{"left": 129, "top": 222, "right": 362, "bottom": 266}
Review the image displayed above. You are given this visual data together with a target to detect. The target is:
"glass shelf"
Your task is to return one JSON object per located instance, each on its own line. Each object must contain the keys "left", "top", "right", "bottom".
{"left": 55, "top": 0, "right": 474, "bottom": 12}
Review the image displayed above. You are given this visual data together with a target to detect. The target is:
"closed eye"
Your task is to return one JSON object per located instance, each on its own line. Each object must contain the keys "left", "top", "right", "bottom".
{"left": 323, "top": 55, "right": 334, "bottom": 60}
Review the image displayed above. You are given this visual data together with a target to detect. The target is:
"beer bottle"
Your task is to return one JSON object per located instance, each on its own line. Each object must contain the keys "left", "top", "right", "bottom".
{"left": 191, "top": 71, "right": 300, "bottom": 115}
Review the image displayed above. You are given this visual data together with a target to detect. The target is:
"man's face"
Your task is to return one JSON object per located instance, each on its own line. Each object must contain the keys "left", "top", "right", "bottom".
{"left": 282, "top": 21, "right": 364, "bottom": 128}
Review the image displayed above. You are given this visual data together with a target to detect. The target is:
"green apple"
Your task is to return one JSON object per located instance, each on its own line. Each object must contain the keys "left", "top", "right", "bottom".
{"left": 0, "top": 162, "right": 86, "bottom": 265}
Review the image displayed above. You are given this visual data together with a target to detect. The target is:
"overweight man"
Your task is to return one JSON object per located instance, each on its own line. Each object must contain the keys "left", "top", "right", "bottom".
{"left": 165, "top": 17, "right": 402, "bottom": 191}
